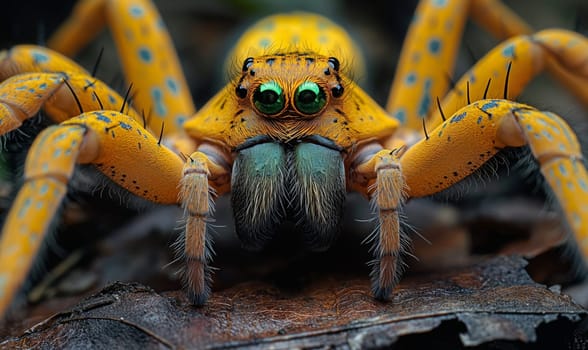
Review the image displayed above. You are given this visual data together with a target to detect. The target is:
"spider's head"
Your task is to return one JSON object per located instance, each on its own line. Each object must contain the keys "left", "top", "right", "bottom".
{"left": 185, "top": 52, "right": 396, "bottom": 151}
{"left": 233, "top": 53, "right": 346, "bottom": 120}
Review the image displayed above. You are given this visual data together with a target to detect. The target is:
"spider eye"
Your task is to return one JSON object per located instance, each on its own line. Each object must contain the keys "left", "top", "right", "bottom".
{"left": 294, "top": 81, "right": 326, "bottom": 115}
{"left": 253, "top": 81, "right": 285, "bottom": 115}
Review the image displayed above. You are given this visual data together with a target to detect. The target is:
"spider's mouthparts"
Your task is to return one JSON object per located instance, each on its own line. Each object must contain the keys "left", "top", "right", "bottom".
{"left": 231, "top": 137, "right": 345, "bottom": 252}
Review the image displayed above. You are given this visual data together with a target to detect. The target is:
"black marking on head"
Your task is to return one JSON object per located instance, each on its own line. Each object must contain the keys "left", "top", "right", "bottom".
{"left": 331, "top": 85, "right": 344, "bottom": 98}
{"left": 236, "top": 85, "right": 247, "bottom": 99}
{"left": 335, "top": 108, "right": 346, "bottom": 116}
{"left": 305, "top": 57, "right": 315, "bottom": 66}
{"left": 235, "top": 109, "right": 244, "bottom": 117}
{"left": 328, "top": 57, "right": 340, "bottom": 71}
{"left": 242, "top": 57, "right": 254, "bottom": 72}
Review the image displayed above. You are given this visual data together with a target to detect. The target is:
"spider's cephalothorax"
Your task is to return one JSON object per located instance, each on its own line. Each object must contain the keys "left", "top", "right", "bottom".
{"left": 0, "top": 0, "right": 588, "bottom": 319}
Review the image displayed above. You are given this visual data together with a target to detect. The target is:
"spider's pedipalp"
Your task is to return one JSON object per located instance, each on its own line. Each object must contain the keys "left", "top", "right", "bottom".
{"left": 351, "top": 147, "right": 408, "bottom": 300}
{"left": 179, "top": 151, "right": 215, "bottom": 305}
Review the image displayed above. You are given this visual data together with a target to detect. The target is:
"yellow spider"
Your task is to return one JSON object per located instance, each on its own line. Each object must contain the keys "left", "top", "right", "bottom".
{"left": 0, "top": 0, "right": 587, "bottom": 319}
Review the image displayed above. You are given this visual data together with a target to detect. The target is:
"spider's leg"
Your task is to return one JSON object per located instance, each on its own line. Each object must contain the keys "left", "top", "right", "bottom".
{"left": 0, "top": 111, "right": 195, "bottom": 318}
{"left": 350, "top": 146, "right": 409, "bottom": 300}
{"left": 47, "top": 0, "right": 195, "bottom": 136}
{"left": 438, "top": 30, "right": 588, "bottom": 123}
{"left": 0, "top": 124, "right": 86, "bottom": 317}
{"left": 385, "top": 0, "right": 468, "bottom": 131}
{"left": 0, "top": 45, "right": 89, "bottom": 80}
{"left": 0, "top": 70, "right": 145, "bottom": 136}
{"left": 400, "top": 100, "right": 588, "bottom": 264}
{"left": 388, "top": 0, "right": 588, "bottom": 134}
{"left": 470, "top": 0, "right": 588, "bottom": 108}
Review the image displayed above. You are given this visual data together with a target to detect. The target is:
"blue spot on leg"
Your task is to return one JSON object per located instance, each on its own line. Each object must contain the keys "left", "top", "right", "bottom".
{"left": 428, "top": 38, "right": 442, "bottom": 55}
{"left": 450, "top": 112, "right": 467, "bottom": 123}
{"left": 394, "top": 108, "right": 407, "bottom": 124}
{"left": 31, "top": 51, "right": 48, "bottom": 64}
{"left": 166, "top": 77, "right": 179, "bottom": 95}
{"left": 418, "top": 79, "right": 432, "bottom": 118}
{"left": 129, "top": 5, "right": 145, "bottom": 17}
{"left": 151, "top": 87, "right": 167, "bottom": 117}
{"left": 175, "top": 115, "right": 187, "bottom": 127}
{"left": 405, "top": 72, "right": 417, "bottom": 86}
{"left": 502, "top": 44, "right": 515, "bottom": 58}
{"left": 138, "top": 47, "right": 153, "bottom": 63}
{"left": 480, "top": 100, "right": 499, "bottom": 111}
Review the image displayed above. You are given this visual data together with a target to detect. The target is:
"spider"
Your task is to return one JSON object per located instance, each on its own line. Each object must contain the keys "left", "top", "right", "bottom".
{"left": 0, "top": 0, "right": 587, "bottom": 320}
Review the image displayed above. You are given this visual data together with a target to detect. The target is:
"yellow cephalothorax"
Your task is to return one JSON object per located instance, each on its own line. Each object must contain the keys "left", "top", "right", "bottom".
{"left": 0, "top": 0, "right": 587, "bottom": 323}
{"left": 185, "top": 53, "right": 397, "bottom": 150}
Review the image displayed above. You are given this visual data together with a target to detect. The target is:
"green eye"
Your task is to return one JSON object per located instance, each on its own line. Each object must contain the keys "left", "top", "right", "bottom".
{"left": 294, "top": 81, "right": 327, "bottom": 115}
{"left": 253, "top": 81, "right": 285, "bottom": 115}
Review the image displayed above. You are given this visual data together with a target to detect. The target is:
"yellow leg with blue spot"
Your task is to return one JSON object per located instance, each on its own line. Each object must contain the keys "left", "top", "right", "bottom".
{"left": 47, "top": 0, "right": 195, "bottom": 136}
{"left": 388, "top": 0, "right": 588, "bottom": 133}
{"left": 0, "top": 45, "right": 89, "bottom": 81}
{"left": 0, "top": 71, "right": 144, "bottom": 134}
{"left": 0, "top": 124, "right": 86, "bottom": 316}
{"left": 386, "top": 0, "right": 469, "bottom": 129}
{"left": 469, "top": 0, "right": 588, "bottom": 108}
{"left": 399, "top": 99, "right": 588, "bottom": 256}
{"left": 0, "top": 111, "right": 188, "bottom": 317}
{"left": 435, "top": 30, "right": 588, "bottom": 130}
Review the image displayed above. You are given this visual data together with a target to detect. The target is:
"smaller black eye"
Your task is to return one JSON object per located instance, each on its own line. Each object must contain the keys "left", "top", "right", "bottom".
{"left": 331, "top": 84, "right": 344, "bottom": 98}
{"left": 328, "top": 57, "right": 340, "bottom": 71}
{"left": 242, "top": 57, "right": 254, "bottom": 72}
{"left": 235, "top": 85, "right": 247, "bottom": 98}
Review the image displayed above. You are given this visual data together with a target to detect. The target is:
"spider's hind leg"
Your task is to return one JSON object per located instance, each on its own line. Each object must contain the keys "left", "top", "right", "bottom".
{"left": 47, "top": 0, "right": 195, "bottom": 136}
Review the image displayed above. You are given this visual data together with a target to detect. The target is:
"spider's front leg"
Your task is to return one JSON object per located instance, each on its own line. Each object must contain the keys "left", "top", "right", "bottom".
{"left": 0, "top": 111, "right": 228, "bottom": 316}
{"left": 350, "top": 146, "right": 408, "bottom": 299}
{"left": 401, "top": 100, "right": 588, "bottom": 266}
